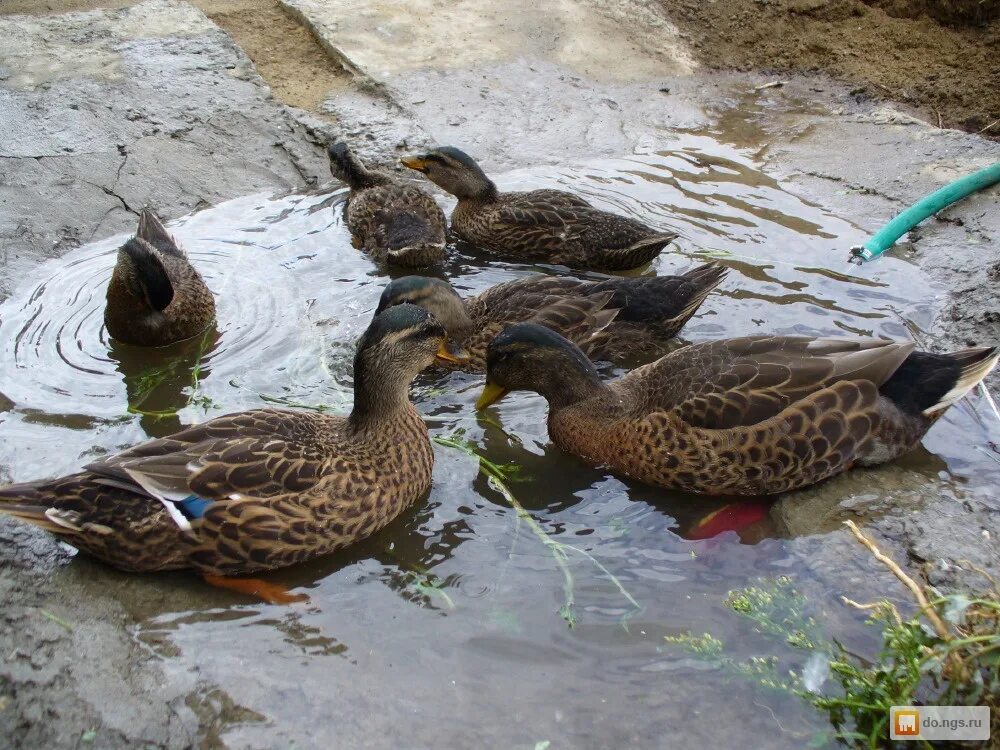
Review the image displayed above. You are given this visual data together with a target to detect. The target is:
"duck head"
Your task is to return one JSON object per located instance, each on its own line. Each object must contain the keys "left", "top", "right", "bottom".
{"left": 376, "top": 276, "right": 474, "bottom": 356}
{"left": 477, "top": 322, "right": 604, "bottom": 411}
{"left": 401, "top": 146, "right": 497, "bottom": 200}
{"left": 351, "top": 303, "right": 469, "bottom": 426}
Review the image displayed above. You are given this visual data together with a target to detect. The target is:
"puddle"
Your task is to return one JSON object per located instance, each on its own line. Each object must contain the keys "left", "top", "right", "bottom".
{"left": 1, "top": 134, "right": 998, "bottom": 747}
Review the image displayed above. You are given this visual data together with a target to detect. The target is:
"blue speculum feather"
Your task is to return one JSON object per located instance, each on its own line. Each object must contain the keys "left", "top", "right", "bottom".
{"left": 176, "top": 495, "right": 212, "bottom": 519}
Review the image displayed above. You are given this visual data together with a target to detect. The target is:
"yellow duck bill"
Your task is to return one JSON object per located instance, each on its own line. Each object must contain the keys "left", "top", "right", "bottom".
{"left": 435, "top": 340, "right": 470, "bottom": 364}
{"left": 400, "top": 155, "right": 430, "bottom": 172}
{"left": 475, "top": 382, "right": 509, "bottom": 410}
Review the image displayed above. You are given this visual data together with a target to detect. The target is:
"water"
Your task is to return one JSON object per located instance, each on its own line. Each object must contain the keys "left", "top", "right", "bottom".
{"left": 1, "top": 135, "right": 998, "bottom": 748}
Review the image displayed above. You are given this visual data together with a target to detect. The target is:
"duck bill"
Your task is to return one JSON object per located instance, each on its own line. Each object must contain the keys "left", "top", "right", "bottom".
{"left": 435, "top": 340, "right": 470, "bottom": 364}
{"left": 476, "top": 382, "right": 509, "bottom": 410}
{"left": 401, "top": 155, "right": 429, "bottom": 172}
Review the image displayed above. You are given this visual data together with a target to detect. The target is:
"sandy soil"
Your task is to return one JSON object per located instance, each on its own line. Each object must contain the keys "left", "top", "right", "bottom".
{"left": 201, "top": 0, "right": 348, "bottom": 111}
{"left": 660, "top": 0, "right": 1000, "bottom": 135}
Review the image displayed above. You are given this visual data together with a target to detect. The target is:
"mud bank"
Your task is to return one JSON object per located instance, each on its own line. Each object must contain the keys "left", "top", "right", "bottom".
{"left": 659, "top": 0, "right": 1000, "bottom": 136}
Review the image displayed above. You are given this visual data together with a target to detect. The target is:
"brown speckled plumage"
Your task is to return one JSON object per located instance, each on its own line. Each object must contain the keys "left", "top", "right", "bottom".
{"left": 104, "top": 209, "right": 215, "bottom": 347}
{"left": 480, "top": 327, "right": 999, "bottom": 496}
{"left": 402, "top": 147, "right": 677, "bottom": 270}
{"left": 330, "top": 142, "right": 446, "bottom": 267}
{"left": 0, "top": 304, "right": 452, "bottom": 576}
{"left": 376, "top": 262, "right": 726, "bottom": 370}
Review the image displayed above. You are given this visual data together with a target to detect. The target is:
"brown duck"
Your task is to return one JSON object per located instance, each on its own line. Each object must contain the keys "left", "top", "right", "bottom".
{"left": 105, "top": 209, "right": 215, "bottom": 347}
{"left": 401, "top": 146, "right": 677, "bottom": 270}
{"left": 0, "top": 305, "right": 468, "bottom": 602}
{"left": 476, "top": 324, "right": 998, "bottom": 496}
{"left": 329, "top": 142, "right": 447, "bottom": 267}
{"left": 374, "top": 262, "right": 726, "bottom": 370}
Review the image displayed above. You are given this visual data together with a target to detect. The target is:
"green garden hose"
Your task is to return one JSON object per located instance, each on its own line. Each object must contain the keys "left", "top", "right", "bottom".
{"left": 849, "top": 162, "right": 1000, "bottom": 264}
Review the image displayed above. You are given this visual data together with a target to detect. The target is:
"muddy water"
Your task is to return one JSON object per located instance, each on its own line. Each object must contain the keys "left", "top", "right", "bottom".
{"left": 1, "top": 136, "right": 998, "bottom": 748}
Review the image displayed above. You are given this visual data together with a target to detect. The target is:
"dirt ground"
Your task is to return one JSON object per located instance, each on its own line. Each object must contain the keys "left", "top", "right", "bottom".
{"left": 660, "top": 0, "right": 1000, "bottom": 135}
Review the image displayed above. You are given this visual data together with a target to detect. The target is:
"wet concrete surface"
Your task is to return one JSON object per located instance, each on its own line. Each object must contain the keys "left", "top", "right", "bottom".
{"left": 0, "top": 0, "right": 999, "bottom": 747}
{"left": 0, "top": 0, "right": 334, "bottom": 300}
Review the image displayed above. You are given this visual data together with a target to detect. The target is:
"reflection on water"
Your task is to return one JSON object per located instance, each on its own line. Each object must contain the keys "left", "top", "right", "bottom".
{"left": 1, "top": 137, "right": 998, "bottom": 748}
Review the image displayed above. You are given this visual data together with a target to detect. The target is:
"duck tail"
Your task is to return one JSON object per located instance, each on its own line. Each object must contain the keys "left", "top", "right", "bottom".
{"left": 880, "top": 346, "right": 999, "bottom": 418}
{"left": 0, "top": 482, "right": 68, "bottom": 534}
{"left": 118, "top": 239, "right": 175, "bottom": 312}
{"left": 328, "top": 141, "right": 374, "bottom": 189}
{"left": 589, "top": 261, "right": 724, "bottom": 332}
{"left": 379, "top": 211, "right": 445, "bottom": 266}
{"left": 669, "top": 262, "right": 727, "bottom": 324}
{"left": 608, "top": 231, "right": 678, "bottom": 270}
{"left": 136, "top": 208, "right": 184, "bottom": 257}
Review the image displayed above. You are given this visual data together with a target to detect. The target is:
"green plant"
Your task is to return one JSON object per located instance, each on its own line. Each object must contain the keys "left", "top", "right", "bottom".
{"left": 433, "top": 431, "right": 641, "bottom": 628}
{"left": 664, "top": 521, "right": 1000, "bottom": 748}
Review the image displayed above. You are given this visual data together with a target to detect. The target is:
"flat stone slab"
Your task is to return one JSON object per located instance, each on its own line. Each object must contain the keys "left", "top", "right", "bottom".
{"left": 0, "top": 0, "right": 332, "bottom": 300}
{"left": 282, "top": 0, "right": 694, "bottom": 82}
{"left": 283, "top": 0, "right": 711, "bottom": 168}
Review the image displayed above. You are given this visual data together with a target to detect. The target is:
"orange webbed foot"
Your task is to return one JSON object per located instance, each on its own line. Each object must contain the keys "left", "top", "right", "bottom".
{"left": 202, "top": 574, "right": 309, "bottom": 604}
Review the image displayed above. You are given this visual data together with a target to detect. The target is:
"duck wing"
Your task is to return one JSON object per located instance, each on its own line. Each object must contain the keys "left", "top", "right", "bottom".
{"left": 84, "top": 409, "right": 339, "bottom": 531}
{"left": 518, "top": 189, "right": 593, "bottom": 209}
{"left": 619, "top": 336, "right": 914, "bottom": 429}
{"left": 472, "top": 275, "right": 619, "bottom": 356}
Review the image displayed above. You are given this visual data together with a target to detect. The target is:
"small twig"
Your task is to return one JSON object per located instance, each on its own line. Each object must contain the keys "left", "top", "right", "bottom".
{"left": 40, "top": 610, "right": 73, "bottom": 632}
{"left": 843, "top": 521, "right": 951, "bottom": 642}
{"left": 841, "top": 596, "right": 904, "bottom": 627}
{"left": 956, "top": 559, "right": 999, "bottom": 590}
{"left": 754, "top": 80, "right": 788, "bottom": 92}
{"left": 976, "top": 118, "right": 999, "bottom": 135}
{"left": 935, "top": 110, "right": 943, "bottom": 129}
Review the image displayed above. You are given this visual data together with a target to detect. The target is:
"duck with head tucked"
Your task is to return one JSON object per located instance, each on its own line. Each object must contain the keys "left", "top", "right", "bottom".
{"left": 375, "top": 262, "right": 727, "bottom": 371}
{"left": 401, "top": 146, "right": 678, "bottom": 270}
{"left": 105, "top": 209, "right": 215, "bottom": 347}
{"left": 0, "top": 305, "right": 468, "bottom": 602}
{"left": 329, "top": 142, "right": 447, "bottom": 267}
{"left": 476, "top": 324, "right": 998, "bottom": 496}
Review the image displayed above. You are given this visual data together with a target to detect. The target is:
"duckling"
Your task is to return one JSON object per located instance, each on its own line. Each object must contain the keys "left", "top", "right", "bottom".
{"left": 329, "top": 142, "right": 447, "bottom": 267}
{"left": 401, "top": 146, "right": 677, "bottom": 270}
{"left": 375, "top": 262, "right": 726, "bottom": 370}
{"left": 476, "top": 324, "right": 998, "bottom": 496}
{"left": 0, "top": 305, "right": 468, "bottom": 602}
{"left": 104, "top": 209, "right": 215, "bottom": 347}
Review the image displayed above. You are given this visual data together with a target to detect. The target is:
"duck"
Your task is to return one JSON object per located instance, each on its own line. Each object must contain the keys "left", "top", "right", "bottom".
{"left": 401, "top": 146, "right": 677, "bottom": 270}
{"left": 476, "top": 324, "right": 999, "bottom": 496}
{"left": 104, "top": 208, "right": 216, "bottom": 347}
{"left": 374, "top": 262, "right": 727, "bottom": 371}
{"left": 329, "top": 142, "right": 447, "bottom": 267}
{"left": 0, "top": 305, "right": 468, "bottom": 603}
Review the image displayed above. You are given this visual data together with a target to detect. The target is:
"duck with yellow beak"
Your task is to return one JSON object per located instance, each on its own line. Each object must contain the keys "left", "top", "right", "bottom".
{"left": 0, "top": 305, "right": 469, "bottom": 603}
{"left": 401, "top": 146, "right": 678, "bottom": 270}
{"left": 477, "top": 322, "right": 998, "bottom": 496}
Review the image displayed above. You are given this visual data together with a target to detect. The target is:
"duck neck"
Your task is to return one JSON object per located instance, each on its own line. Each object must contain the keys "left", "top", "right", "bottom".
{"left": 458, "top": 179, "right": 498, "bottom": 204}
{"left": 348, "top": 354, "right": 415, "bottom": 433}
{"left": 539, "top": 359, "right": 610, "bottom": 412}
{"left": 448, "top": 300, "right": 477, "bottom": 345}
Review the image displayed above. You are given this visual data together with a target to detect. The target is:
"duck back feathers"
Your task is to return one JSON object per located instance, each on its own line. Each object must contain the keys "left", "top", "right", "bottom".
{"left": 118, "top": 238, "right": 175, "bottom": 312}
{"left": 105, "top": 210, "right": 215, "bottom": 347}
